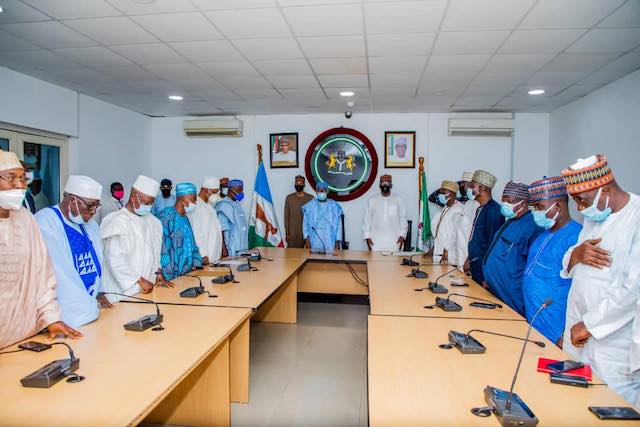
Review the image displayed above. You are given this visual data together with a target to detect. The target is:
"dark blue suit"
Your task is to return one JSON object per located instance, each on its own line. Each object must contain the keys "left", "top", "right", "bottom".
{"left": 467, "top": 199, "right": 504, "bottom": 284}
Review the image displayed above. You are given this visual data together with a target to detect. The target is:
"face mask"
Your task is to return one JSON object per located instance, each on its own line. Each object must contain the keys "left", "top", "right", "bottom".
{"left": 380, "top": 184, "right": 391, "bottom": 195}
{"left": 295, "top": 184, "right": 304, "bottom": 192}
{"left": 580, "top": 187, "right": 612, "bottom": 222}
{"left": 69, "top": 199, "right": 86, "bottom": 225}
{"left": 112, "top": 190, "right": 124, "bottom": 200}
{"left": 184, "top": 201, "right": 196, "bottom": 214}
{"left": 501, "top": 200, "right": 525, "bottom": 220}
{"left": 161, "top": 189, "right": 171, "bottom": 198}
{"left": 317, "top": 192, "right": 327, "bottom": 201}
{"left": 221, "top": 187, "right": 228, "bottom": 196}
{"left": 456, "top": 190, "right": 462, "bottom": 200}
{"left": 208, "top": 192, "right": 221, "bottom": 206}
{"left": 234, "top": 191, "right": 245, "bottom": 202}
{"left": 466, "top": 188, "right": 476, "bottom": 201}
{"left": 533, "top": 203, "right": 559, "bottom": 230}
{"left": 0, "top": 189, "right": 26, "bottom": 210}
{"left": 134, "top": 194, "right": 152, "bottom": 216}
{"left": 437, "top": 194, "right": 449, "bottom": 205}
{"left": 26, "top": 172, "right": 34, "bottom": 185}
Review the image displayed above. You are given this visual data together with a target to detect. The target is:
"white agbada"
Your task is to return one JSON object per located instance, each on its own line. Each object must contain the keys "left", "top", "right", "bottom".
{"left": 187, "top": 197, "right": 223, "bottom": 262}
{"left": 362, "top": 194, "right": 408, "bottom": 251}
{"left": 430, "top": 200, "right": 464, "bottom": 264}
{"left": 632, "top": 298, "right": 640, "bottom": 407}
{"left": 100, "top": 208, "right": 162, "bottom": 303}
{"left": 562, "top": 193, "right": 640, "bottom": 405}
{"left": 453, "top": 199, "right": 480, "bottom": 264}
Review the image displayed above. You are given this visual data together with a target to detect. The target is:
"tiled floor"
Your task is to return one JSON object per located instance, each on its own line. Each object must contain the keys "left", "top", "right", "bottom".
{"left": 231, "top": 302, "right": 369, "bottom": 427}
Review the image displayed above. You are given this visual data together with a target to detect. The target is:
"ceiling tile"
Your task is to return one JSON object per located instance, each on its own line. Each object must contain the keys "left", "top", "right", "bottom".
{"left": 369, "top": 56, "right": 426, "bottom": 74}
{"left": 499, "top": 29, "right": 585, "bottom": 54}
{"left": 199, "top": 89, "right": 242, "bottom": 101}
{"left": 0, "top": 29, "right": 40, "bottom": 51}
{"left": 0, "top": 0, "right": 50, "bottom": 24}
{"left": 234, "top": 88, "right": 281, "bottom": 100}
{"left": 463, "top": 84, "right": 515, "bottom": 97}
{"left": 310, "top": 57, "right": 367, "bottom": 74}
{"left": 54, "top": 46, "right": 134, "bottom": 67}
{"left": 541, "top": 53, "right": 618, "bottom": 72}
{"left": 205, "top": 8, "right": 290, "bottom": 39}
{"left": 598, "top": 0, "right": 640, "bottom": 28}
{"left": 299, "top": 35, "right": 365, "bottom": 58}
{"left": 132, "top": 13, "right": 221, "bottom": 42}
{"left": 566, "top": 28, "right": 640, "bottom": 53}
{"left": 21, "top": 0, "right": 120, "bottom": 19}
{"left": 170, "top": 40, "right": 243, "bottom": 62}
{"left": 150, "top": 62, "right": 210, "bottom": 80}
{"left": 110, "top": 43, "right": 186, "bottom": 64}
{"left": 365, "top": 1, "right": 447, "bottom": 34}
{"left": 215, "top": 75, "right": 273, "bottom": 89}
{"left": 279, "top": 0, "right": 356, "bottom": 5}
{"left": 283, "top": 4, "right": 362, "bottom": 37}
{"left": 171, "top": 78, "right": 225, "bottom": 92}
{"left": 280, "top": 88, "right": 326, "bottom": 100}
{"left": 101, "top": 64, "right": 158, "bottom": 81}
{"left": 317, "top": 74, "right": 369, "bottom": 88}
{"left": 107, "top": 0, "right": 196, "bottom": 14}
{"left": 370, "top": 73, "right": 420, "bottom": 87}
{"left": 578, "top": 69, "right": 631, "bottom": 85}
{"left": 367, "top": 33, "right": 434, "bottom": 56}
{"left": 421, "top": 70, "right": 476, "bottom": 85}
{"left": 0, "top": 49, "right": 79, "bottom": 70}
{"left": 455, "top": 95, "right": 501, "bottom": 107}
{"left": 433, "top": 30, "right": 509, "bottom": 54}
{"left": 442, "top": 0, "right": 535, "bottom": 31}
{"left": 417, "top": 83, "right": 464, "bottom": 97}
{"left": 192, "top": 0, "right": 277, "bottom": 9}
{"left": 520, "top": 0, "right": 626, "bottom": 29}
{"left": 64, "top": 17, "right": 157, "bottom": 45}
{"left": 597, "top": 51, "right": 640, "bottom": 73}
{"left": 473, "top": 71, "right": 531, "bottom": 85}
{"left": 268, "top": 74, "right": 319, "bottom": 89}
{"left": 426, "top": 54, "right": 491, "bottom": 73}
{"left": 484, "top": 54, "right": 555, "bottom": 73}
{"left": 1, "top": 21, "right": 97, "bottom": 48}
{"left": 233, "top": 37, "right": 303, "bottom": 60}
{"left": 198, "top": 61, "right": 260, "bottom": 77}
{"left": 525, "top": 71, "right": 590, "bottom": 86}
{"left": 253, "top": 59, "right": 312, "bottom": 75}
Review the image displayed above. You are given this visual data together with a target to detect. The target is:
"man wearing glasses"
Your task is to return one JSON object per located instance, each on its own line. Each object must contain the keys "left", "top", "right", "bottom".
{"left": 36, "top": 175, "right": 111, "bottom": 328}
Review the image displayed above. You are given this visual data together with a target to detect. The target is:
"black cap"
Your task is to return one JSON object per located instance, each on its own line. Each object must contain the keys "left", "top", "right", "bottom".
{"left": 160, "top": 179, "right": 172, "bottom": 187}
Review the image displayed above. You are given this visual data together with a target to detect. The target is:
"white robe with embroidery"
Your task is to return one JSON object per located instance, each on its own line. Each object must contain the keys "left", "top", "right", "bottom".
{"left": 431, "top": 200, "right": 464, "bottom": 264}
{"left": 187, "top": 197, "right": 223, "bottom": 262}
{"left": 362, "top": 194, "right": 408, "bottom": 251}
{"left": 453, "top": 199, "right": 480, "bottom": 264}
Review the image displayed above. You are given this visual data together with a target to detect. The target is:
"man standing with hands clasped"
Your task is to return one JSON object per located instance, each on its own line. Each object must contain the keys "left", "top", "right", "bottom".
{"left": 363, "top": 175, "right": 407, "bottom": 251}
{"left": 560, "top": 154, "right": 640, "bottom": 406}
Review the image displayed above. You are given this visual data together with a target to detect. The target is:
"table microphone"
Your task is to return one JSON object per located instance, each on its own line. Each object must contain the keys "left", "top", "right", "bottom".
{"left": 465, "top": 329, "right": 546, "bottom": 348}
{"left": 416, "top": 261, "right": 474, "bottom": 293}
{"left": 20, "top": 342, "right": 83, "bottom": 388}
{"left": 477, "top": 298, "right": 552, "bottom": 427}
{"left": 401, "top": 254, "right": 420, "bottom": 266}
{"left": 237, "top": 255, "right": 259, "bottom": 272}
{"left": 211, "top": 264, "right": 237, "bottom": 284}
{"left": 180, "top": 275, "right": 218, "bottom": 298}
{"left": 425, "top": 293, "right": 502, "bottom": 312}
{"left": 310, "top": 226, "right": 334, "bottom": 255}
{"left": 98, "top": 291, "right": 165, "bottom": 331}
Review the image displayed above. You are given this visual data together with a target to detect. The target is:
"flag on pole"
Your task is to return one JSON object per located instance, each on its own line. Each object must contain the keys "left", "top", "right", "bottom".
{"left": 248, "top": 162, "right": 285, "bottom": 249}
{"left": 416, "top": 157, "right": 432, "bottom": 252}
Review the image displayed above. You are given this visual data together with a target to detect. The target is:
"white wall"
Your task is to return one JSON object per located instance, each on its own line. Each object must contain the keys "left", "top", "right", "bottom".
{"left": 0, "top": 66, "right": 79, "bottom": 137}
{"left": 549, "top": 69, "right": 640, "bottom": 194}
{"left": 151, "top": 112, "right": 549, "bottom": 250}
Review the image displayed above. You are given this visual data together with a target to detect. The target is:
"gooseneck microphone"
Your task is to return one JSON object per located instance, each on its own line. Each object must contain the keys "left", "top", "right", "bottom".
{"left": 211, "top": 264, "right": 237, "bottom": 284}
{"left": 401, "top": 254, "right": 420, "bottom": 266}
{"left": 422, "top": 261, "right": 475, "bottom": 293}
{"left": 98, "top": 291, "right": 165, "bottom": 331}
{"left": 180, "top": 275, "right": 218, "bottom": 298}
{"left": 311, "top": 226, "right": 333, "bottom": 255}
{"left": 464, "top": 329, "right": 546, "bottom": 348}
{"left": 478, "top": 298, "right": 552, "bottom": 427}
{"left": 238, "top": 255, "right": 259, "bottom": 272}
{"left": 425, "top": 293, "right": 502, "bottom": 312}
{"left": 20, "top": 342, "right": 83, "bottom": 388}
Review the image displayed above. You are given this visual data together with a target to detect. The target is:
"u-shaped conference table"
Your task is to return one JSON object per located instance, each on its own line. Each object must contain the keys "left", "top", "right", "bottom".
{"left": 0, "top": 248, "right": 632, "bottom": 426}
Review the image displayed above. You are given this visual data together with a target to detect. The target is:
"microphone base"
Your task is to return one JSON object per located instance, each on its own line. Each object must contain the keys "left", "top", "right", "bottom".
{"left": 238, "top": 263, "right": 251, "bottom": 272}
{"left": 484, "top": 386, "right": 539, "bottom": 427}
{"left": 402, "top": 259, "right": 419, "bottom": 266}
{"left": 411, "top": 270, "right": 428, "bottom": 279}
{"left": 124, "top": 314, "right": 164, "bottom": 332}
{"left": 435, "top": 297, "right": 463, "bottom": 312}
{"left": 449, "top": 331, "right": 486, "bottom": 354}
{"left": 20, "top": 358, "right": 80, "bottom": 388}
{"left": 428, "top": 282, "right": 448, "bottom": 294}
{"left": 212, "top": 275, "right": 234, "bottom": 284}
{"left": 180, "top": 287, "right": 204, "bottom": 298}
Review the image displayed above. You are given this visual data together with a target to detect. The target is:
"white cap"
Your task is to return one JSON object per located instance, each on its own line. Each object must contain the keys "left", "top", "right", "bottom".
{"left": 64, "top": 175, "right": 102, "bottom": 200}
{"left": 461, "top": 171, "right": 474, "bottom": 182}
{"left": 133, "top": 175, "right": 160, "bottom": 197}
{"left": 0, "top": 151, "right": 22, "bottom": 172}
{"left": 202, "top": 176, "right": 220, "bottom": 189}
{"left": 570, "top": 155, "right": 598, "bottom": 170}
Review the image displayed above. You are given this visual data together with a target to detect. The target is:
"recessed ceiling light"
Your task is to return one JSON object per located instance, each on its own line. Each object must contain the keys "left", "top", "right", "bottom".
{"left": 528, "top": 89, "right": 545, "bottom": 95}
{"left": 340, "top": 91, "right": 354, "bottom": 97}
{"left": 0, "top": 5, "right": 4, "bottom": 13}
{"left": 168, "top": 95, "right": 183, "bottom": 101}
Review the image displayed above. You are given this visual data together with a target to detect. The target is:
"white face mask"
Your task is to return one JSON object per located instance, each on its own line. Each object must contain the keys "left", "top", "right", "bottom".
{"left": 0, "top": 189, "right": 27, "bottom": 210}
{"left": 184, "top": 201, "right": 196, "bottom": 214}
{"left": 208, "top": 192, "right": 221, "bottom": 206}
{"left": 26, "top": 172, "right": 34, "bottom": 185}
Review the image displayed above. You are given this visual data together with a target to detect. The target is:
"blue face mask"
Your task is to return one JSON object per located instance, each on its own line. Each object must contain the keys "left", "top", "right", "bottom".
{"left": 437, "top": 194, "right": 449, "bottom": 205}
{"left": 533, "top": 202, "right": 558, "bottom": 230}
{"left": 69, "top": 199, "right": 87, "bottom": 225}
{"left": 580, "top": 187, "right": 611, "bottom": 222}
{"left": 466, "top": 188, "right": 475, "bottom": 201}
{"left": 317, "top": 192, "right": 327, "bottom": 201}
{"left": 134, "top": 194, "right": 152, "bottom": 216}
{"left": 184, "top": 201, "right": 196, "bottom": 214}
{"left": 234, "top": 191, "right": 244, "bottom": 202}
{"left": 501, "top": 200, "right": 525, "bottom": 220}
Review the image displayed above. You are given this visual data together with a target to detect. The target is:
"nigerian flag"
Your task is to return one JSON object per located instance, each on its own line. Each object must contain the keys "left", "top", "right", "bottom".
{"left": 248, "top": 162, "right": 284, "bottom": 249}
{"left": 416, "top": 164, "right": 432, "bottom": 251}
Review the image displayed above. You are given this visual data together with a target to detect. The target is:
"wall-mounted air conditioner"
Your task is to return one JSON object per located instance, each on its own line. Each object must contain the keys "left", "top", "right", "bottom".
{"left": 448, "top": 118, "right": 514, "bottom": 137}
{"left": 183, "top": 119, "right": 243, "bottom": 137}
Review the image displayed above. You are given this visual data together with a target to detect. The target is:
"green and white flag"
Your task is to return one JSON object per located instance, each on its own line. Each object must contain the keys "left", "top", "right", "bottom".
{"left": 416, "top": 163, "right": 432, "bottom": 251}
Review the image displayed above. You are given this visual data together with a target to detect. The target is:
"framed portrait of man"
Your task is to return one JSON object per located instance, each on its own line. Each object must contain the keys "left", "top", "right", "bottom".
{"left": 270, "top": 133, "right": 299, "bottom": 168}
{"left": 384, "top": 131, "right": 415, "bottom": 168}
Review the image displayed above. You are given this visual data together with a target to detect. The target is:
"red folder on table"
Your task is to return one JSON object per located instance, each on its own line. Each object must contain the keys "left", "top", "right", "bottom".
{"left": 537, "top": 357, "right": 593, "bottom": 381}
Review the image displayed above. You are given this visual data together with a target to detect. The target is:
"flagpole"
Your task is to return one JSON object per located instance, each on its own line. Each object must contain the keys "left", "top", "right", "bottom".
{"left": 418, "top": 156, "right": 424, "bottom": 197}
{"left": 257, "top": 143, "right": 263, "bottom": 165}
